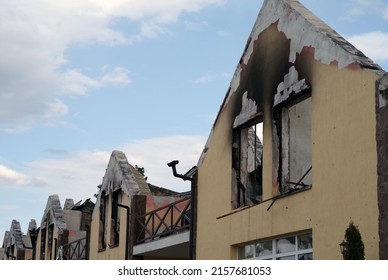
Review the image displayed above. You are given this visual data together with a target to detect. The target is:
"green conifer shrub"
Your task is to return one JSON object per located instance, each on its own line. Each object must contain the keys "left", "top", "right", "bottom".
{"left": 341, "top": 221, "right": 365, "bottom": 260}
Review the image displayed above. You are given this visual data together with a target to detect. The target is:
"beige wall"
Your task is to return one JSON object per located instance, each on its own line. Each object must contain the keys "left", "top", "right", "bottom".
{"left": 196, "top": 59, "right": 380, "bottom": 259}
{"left": 35, "top": 225, "right": 60, "bottom": 260}
{"left": 89, "top": 191, "right": 130, "bottom": 260}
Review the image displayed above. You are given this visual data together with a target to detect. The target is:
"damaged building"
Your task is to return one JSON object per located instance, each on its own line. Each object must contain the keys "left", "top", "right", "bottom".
{"left": 1, "top": 219, "right": 34, "bottom": 260}
{"left": 89, "top": 150, "right": 192, "bottom": 260}
{"left": 195, "top": 0, "right": 388, "bottom": 259}
{"left": 35, "top": 195, "right": 94, "bottom": 260}
{"left": 1, "top": 150, "right": 192, "bottom": 260}
{"left": 2, "top": 0, "right": 387, "bottom": 261}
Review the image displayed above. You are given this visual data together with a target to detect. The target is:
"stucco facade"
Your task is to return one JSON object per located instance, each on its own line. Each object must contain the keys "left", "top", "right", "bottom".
{"left": 89, "top": 151, "right": 150, "bottom": 260}
{"left": 195, "top": 0, "right": 386, "bottom": 260}
{"left": 89, "top": 150, "right": 191, "bottom": 260}
{"left": 35, "top": 195, "right": 92, "bottom": 260}
{"left": 1, "top": 220, "right": 33, "bottom": 260}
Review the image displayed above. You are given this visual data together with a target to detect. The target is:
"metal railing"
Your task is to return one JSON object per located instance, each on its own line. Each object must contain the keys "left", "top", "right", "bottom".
{"left": 135, "top": 197, "right": 191, "bottom": 244}
{"left": 60, "top": 237, "right": 87, "bottom": 260}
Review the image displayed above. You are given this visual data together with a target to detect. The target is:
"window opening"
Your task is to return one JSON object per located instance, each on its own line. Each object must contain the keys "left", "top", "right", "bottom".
{"left": 232, "top": 121, "right": 263, "bottom": 208}
{"left": 98, "top": 191, "right": 107, "bottom": 251}
{"left": 276, "top": 95, "right": 312, "bottom": 193}
{"left": 48, "top": 224, "right": 54, "bottom": 260}
{"left": 110, "top": 190, "right": 120, "bottom": 247}
{"left": 40, "top": 213, "right": 52, "bottom": 260}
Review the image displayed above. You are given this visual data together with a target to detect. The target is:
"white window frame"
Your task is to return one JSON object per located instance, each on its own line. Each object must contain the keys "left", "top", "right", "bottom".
{"left": 238, "top": 232, "right": 313, "bottom": 260}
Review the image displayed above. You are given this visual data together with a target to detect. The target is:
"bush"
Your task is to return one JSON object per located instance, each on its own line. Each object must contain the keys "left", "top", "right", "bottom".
{"left": 341, "top": 221, "right": 365, "bottom": 260}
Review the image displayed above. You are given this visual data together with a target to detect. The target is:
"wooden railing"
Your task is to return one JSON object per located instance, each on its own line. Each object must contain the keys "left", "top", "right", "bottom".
{"left": 135, "top": 197, "right": 191, "bottom": 244}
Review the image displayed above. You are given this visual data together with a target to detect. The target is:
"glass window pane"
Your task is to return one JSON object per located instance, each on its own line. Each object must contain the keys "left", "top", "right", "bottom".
{"left": 256, "top": 241, "right": 272, "bottom": 257}
{"left": 277, "top": 255, "right": 295, "bottom": 260}
{"left": 298, "top": 253, "right": 313, "bottom": 260}
{"left": 238, "top": 244, "right": 255, "bottom": 259}
{"left": 276, "top": 236, "right": 296, "bottom": 254}
{"left": 298, "top": 233, "right": 312, "bottom": 250}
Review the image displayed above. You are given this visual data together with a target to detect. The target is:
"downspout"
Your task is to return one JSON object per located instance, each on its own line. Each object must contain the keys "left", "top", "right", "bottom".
{"left": 85, "top": 225, "right": 90, "bottom": 260}
{"left": 29, "top": 228, "right": 39, "bottom": 260}
{"left": 167, "top": 160, "right": 197, "bottom": 260}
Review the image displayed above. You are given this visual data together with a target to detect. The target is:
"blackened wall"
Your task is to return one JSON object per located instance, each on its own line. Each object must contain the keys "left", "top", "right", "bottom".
{"left": 376, "top": 73, "right": 388, "bottom": 259}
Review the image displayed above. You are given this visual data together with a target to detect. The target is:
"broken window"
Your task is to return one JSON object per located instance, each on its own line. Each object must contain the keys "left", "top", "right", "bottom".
{"left": 276, "top": 95, "right": 312, "bottom": 193}
{"left": 40, "top": 226, "right": 46, "bottom": 260}
{"left": 273, "top": 66, "right": 312, "bottom": 194}
{"left": 98, "top": 191, "right": 107, "bottom": 251}
{"left": 232, "top": 120, "right": 263, "bottom": 208}
{"left": 47, "top": 224, "right": 54, "bottom": 260}
{"left": 238, "top": 231, "right": 313, "bottom": 260}
{"left": 110, "top": 190, "right": 120, "bottom": 247}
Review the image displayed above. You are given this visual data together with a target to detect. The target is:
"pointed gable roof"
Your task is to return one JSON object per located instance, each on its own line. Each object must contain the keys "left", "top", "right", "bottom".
{"left": 40, "top": 194, "right": 67, "bottom": 231}
{"left": 197, "top": 0, "right": 385, "bottom": 167}
{"left": 229, "top": 0, "right": 383, "bottom": 104}
{"left": 248, "top": 0, "right": 381, "bottom": 69}
{"left": 99, "top": 150, "right": 151, "bottom": 197}
{"left": 9, "top": 220, "right": 24, "bottom": 250}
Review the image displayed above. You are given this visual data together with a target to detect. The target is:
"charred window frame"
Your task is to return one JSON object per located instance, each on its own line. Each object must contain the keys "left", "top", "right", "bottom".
{"left": 232, "top": 117, "right": 264, "bottom": 209}
{"left": 98, "top": 191, "right": 107, "bottom": 251}
{"left": 48, "top": 224, "right": 54, "bottom": 259}
{"left": 274, "top": 92, "right": 312, "bottom": 194}
{"left": 110, "top": 190, "right": 120, "bottom": 247}
{"left": 40, "top": 227, "right": 46, "bottom": 260}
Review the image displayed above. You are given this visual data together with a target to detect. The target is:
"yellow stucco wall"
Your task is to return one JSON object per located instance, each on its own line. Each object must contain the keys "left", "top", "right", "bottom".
{"left": 35, "top": 226, "right": 60, "bottom": 260}
{"left": 89, "top": 192, "right": 130, "bottom": 260}
{"left": 195, "top": 60, "right": 380, "bottom": 260}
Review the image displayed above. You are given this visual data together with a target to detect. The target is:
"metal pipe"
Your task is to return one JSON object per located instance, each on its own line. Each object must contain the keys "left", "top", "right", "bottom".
{"left": 167, "top": 160, "right": 197, "bottom": 260}
{"left": 167, "top": 160, "right": 193, "bottom": 182}
{"left": 85, "top": 225, "right": 90, "bottom": 260}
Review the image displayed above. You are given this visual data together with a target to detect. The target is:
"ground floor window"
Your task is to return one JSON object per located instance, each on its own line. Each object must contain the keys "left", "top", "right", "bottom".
{"left": 238, "top": 232, "right": 312, "bottom": 260}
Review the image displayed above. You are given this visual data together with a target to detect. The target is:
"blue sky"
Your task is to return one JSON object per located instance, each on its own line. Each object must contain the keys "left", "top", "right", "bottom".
{"left": 1, "top": 0, "right": 387, "bottom": 243}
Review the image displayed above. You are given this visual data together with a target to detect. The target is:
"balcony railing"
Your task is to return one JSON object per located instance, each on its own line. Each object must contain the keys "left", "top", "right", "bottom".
{"left": 59, "top": 237, "right": 87, "bottom": 260}
{"left": 135, "top": 197, "right": 191, "bottom": 244}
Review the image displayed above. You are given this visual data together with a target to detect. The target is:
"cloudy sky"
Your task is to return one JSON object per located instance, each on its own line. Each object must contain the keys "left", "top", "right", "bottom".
{"left": 1, "top": 0, "right": 387, "bottom": 242}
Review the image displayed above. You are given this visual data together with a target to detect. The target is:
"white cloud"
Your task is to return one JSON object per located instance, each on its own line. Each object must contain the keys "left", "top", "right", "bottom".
{"left": 347, "top": 31, "right": 388, "bottom": 63}
{"left": 59, "top": 67, "right": 131, "bottom": 95}
{"left": 342, "top": 0, "right": 387, "bottom": 20}
{"left": 0, "top": 0, "right": 224, "bottom": 130}
{"left": 0, "top": 164, "right": 47, "bottom": 187}
{"left": 60, "top": 70, "right": 100, "bottom": 95}
{"left": 23, "top": 135, "right": 206, "bottom": 202}
{"left": 101, "top": 67, "right": 131, "bottom": 86}
{"left": 25, "top": 150, "right": 111, "bottom": 202}
{"left": 345, "top": 7, "right": 365, "bottom": 18}
{"left": 217, "top": 30, "right": 231, "bottom": 37}
{"left": 122, "top": 135, "right": 207, "bottom": 191}
{"left": 191, "top": 72, "right": 231, "bottom": 84}
{"left": 183, "top": 20, "right": 209, "bottom": 31}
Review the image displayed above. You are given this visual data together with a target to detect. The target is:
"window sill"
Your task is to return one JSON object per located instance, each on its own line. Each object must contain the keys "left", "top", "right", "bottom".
{"left": 266, "top": 185, "right": 312, "bottom": 210}
{"left": 218, "top": 185, "right": 312, "bottom": 219}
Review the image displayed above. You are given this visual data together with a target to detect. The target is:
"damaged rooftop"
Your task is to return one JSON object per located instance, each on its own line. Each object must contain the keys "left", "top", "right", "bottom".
{"left": 198, "top": 0, "right": 386, "bottom": 166}
{"left": 1, "top": 0, "right": 387, "bottom": 245}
